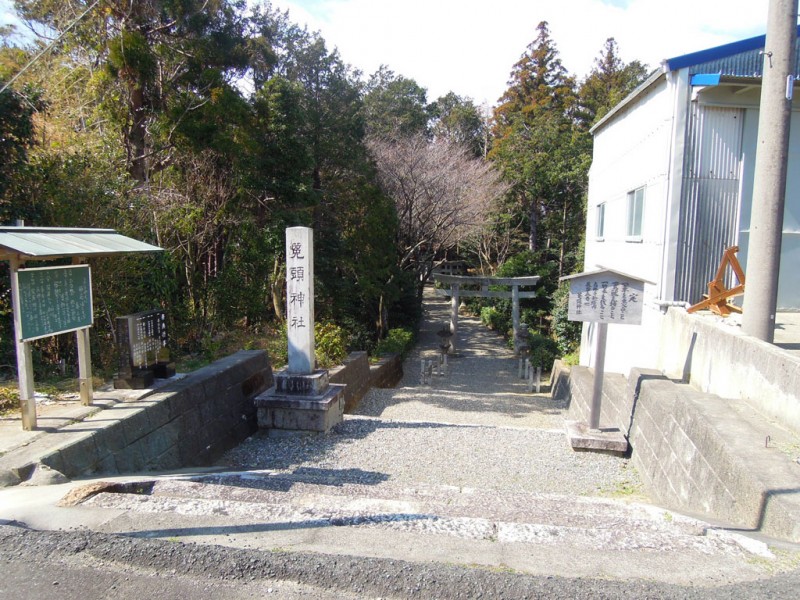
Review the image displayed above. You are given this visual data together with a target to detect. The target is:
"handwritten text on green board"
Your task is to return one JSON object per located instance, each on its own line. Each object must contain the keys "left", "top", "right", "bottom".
{"left": 17, "top": 265, "right": 93, "bottom": 341}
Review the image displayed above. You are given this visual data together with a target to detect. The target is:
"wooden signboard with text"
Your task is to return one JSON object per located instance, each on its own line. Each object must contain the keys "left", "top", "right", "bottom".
{"left": 15, "top": 264, "right": 93, "bottom": 341}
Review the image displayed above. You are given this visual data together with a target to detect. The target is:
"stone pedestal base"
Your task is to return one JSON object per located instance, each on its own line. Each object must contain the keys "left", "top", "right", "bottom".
{"left": 154, "top": 361, "right": 176, "bottom": 379}
{"left": 113, "top": 368, "right": 155, "bottom": 390}
{"left": 255, "top": 369, "right": 345, "bottom": 433}
{"left": 565, "top": 420, "right": 628, "bottom": 454}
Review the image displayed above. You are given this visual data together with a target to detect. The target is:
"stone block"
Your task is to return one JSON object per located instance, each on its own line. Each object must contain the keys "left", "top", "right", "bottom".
{"left": 257, "top": 383, "right": 345, "bottom": 433}
{"left": 95, "top": 453, "right": 119, "bottom": 476}
{"left": 39, "top": 451, "right": 66, "bottom": 477}
{"left": 565, "top": 420, "right": 628, "bottom": 453}
{"left": 58, "top": 433, "right": 99, "bottom": 477}
{"left": 274, "top": 370, "right": 330, "bottom": 396}
{"left": 147, "top": 445, "right": 181, "bottom": 471}
{"left": 121, "top": 407, "right": 151, "bottom": 444}
{"left": 113, "top": 367, "right": 155, "bottom": 390}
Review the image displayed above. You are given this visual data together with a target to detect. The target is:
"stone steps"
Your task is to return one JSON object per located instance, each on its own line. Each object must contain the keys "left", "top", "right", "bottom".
{"left": 81, "top": 468, "right": 770, "bottom": 558}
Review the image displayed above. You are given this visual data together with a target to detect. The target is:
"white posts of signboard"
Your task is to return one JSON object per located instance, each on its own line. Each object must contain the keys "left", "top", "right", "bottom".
{"left": 286, "top": 227, "right": 315, "bottom": 374}
{"left": 561, "top": 269, "right": 650, "bottom": 431}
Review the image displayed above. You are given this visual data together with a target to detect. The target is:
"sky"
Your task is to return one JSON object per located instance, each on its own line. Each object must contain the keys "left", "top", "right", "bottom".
{"left": 266, "top": 0, "right": 774, "bottom": 105}
{"left": 1, "top": 0, "right": 776, "bottom": 106}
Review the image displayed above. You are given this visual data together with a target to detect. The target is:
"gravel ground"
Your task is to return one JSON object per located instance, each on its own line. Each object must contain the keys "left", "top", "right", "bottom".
{"left": 223, "top": 417, "right": 641, "bottom": 498}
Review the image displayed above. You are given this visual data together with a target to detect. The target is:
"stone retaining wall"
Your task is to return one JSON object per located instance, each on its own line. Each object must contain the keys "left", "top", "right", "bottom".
{"left": 553, "top": 360, "right": 800, "bottom": 542}
{"left": 40, "top": 351, "right": 272, "bottom": 479}
{"left": 369, "top": 353, "right": 403, "bottom": 389}
{"left": 329, "top": 352, "right": 371, "bottom": 412}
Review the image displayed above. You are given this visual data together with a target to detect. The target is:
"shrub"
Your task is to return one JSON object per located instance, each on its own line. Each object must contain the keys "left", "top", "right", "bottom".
{"left": 481, "top": 306, "right": 509, "bottom": 332}
{"left": 528, "top": 333, "right": 559, "bottom": 371}
{"left": 315, "top": 321, "right": 348, "bottom": 368}
{"left": 375, "top": 327, "right": 414, "bottom": 359}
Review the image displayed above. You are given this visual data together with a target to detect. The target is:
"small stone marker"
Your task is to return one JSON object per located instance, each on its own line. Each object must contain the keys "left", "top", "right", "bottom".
{"left": 560, "top": 267, "right": 653, "bottom": 453}
{"left": 254, "top": 227, "right": 345, "bottom": 434}
{"left": 114, "top": 309, "right": 175, "bottom": 389}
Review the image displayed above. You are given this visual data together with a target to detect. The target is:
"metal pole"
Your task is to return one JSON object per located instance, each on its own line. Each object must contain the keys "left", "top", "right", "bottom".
{"left": 589, "top": 322, "right": 608, "bottom": 430}
{"left": 10, "top": 257, "right": 36, "bottom": 430}
{"left": 741, "top": 0, "right": 798, "bottom": 342}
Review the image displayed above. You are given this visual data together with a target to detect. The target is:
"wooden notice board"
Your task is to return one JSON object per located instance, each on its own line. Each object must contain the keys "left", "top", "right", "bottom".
{"left": 15, "top": 264, "right": 93, "bottom": 341}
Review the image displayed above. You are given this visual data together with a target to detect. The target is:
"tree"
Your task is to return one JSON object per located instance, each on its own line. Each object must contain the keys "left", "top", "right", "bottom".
{"left": 430, "top": 92, "right": 486, "bottom": 157}
{"left": 494, "top": 21, "right": 575, "bottom": 125}
{"left": 363, "top": 66, "right": 431, "bottom": 138}
{"left": 367, "top": 133, "right": 506, "bottom": 295}
{"left": 577, "top": 38, "right": 649, "bottom": 128}
{"left": 15, "top": 0, "right": 252, "bottom": 185}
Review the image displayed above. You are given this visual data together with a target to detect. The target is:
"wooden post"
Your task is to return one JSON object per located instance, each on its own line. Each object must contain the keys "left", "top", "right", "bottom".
{"left": 10, "top": 256, "right": 36, "bottom": 430}
{"left": 73, "top": 258, "right": 93, "bottom": 406}
{"left": 76, "top": 327, "right": 93, "bottom": 406}
{"left": 589, "top": 322, "right": 609, "bottom": 431}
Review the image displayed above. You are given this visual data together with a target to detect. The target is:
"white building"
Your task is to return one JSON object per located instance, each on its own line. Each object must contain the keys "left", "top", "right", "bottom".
{"left": 582, "top": 28, "right": 800, "bottom": 374}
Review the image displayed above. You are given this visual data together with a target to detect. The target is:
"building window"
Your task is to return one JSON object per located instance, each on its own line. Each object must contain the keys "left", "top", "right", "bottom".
{"left": 626, "top": 186, "right": 645, "bottom": 238}
{"left": 596, "top": 203, "right": 605, "bottom": 240}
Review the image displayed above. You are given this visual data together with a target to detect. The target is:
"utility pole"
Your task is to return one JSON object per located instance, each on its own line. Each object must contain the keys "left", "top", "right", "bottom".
{"left": 741, "top": 0, "right": 798, "bottom": 342}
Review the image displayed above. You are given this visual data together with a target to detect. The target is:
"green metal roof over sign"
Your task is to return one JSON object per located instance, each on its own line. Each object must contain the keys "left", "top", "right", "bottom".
{"left": 0, "top": 227, "right": 162, "bottom": 260}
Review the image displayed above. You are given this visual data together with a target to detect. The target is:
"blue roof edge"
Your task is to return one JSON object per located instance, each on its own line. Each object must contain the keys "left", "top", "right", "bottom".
{"left": 664, "top": 25, "right": 800, "bottom": 72}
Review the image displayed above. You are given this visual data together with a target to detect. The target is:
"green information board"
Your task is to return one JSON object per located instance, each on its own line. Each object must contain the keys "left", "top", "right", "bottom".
{"left": 16, "top": 265, "right": 93, "bottom": 341}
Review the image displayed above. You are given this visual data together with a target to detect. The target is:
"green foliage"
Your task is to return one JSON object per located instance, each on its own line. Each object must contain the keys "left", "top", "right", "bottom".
{"left": 561, "top": 351, "right": 580, "bottom": 366}
{"left": 576, "top": 38, "right": 649, "bottom": 128}
{"left": 431, "top": 92, "right": 486, "bottom": 157}
{"left": 0, "top": 386, "right": 18, "bottom": 415}
{"left": 374, "top": 327, "right": 414, "bottom": 359}
{"left": 363, "top": 66, "right": 431, "bottom": 137}
{"left": 315, "top": 321, "right": 348, "bottom": 368}
{"left": 0, "top": 83, "right": 42, "bottom": 199}
{"left": 527, "top": 333, "right": 559, "bottom": 370}
{"left": 552, "top": 282, "right": 582, "bottom": 355}
{"left": 480, "top": 306, "right": 509, "bottom": 333}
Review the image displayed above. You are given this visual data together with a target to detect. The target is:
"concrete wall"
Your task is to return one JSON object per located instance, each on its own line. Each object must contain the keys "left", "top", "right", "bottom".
{"left": 39, "top": 350, "right": 272, "bottom": 479}
{"left": 573, "top": 304, "right": 800, "bottom": 436}
{"left": 554, "top": 361, "right": 800, "bottom": 542}
{"left": 657, "top": 308, "right": 800, "bottom": 434}
{"left": 369, "top": 353, "right": 403, "bottom": 389}
{"left": 330, "top": 352, "right": 371, "bottom": 412}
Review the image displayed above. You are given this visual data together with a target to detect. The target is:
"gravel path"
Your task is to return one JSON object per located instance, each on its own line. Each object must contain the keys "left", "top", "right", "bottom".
{"left": 224, "top": 287, "right": 641, "bottom": 498}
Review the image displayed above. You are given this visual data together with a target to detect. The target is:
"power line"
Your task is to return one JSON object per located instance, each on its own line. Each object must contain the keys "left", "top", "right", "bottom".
{"left": 0, "top": 0, "right": 101, "bottom": 95}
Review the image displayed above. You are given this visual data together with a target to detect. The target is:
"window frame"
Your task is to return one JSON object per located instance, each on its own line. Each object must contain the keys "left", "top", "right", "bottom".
{"left": 626, "top": 186, "right": 645, "bottom": 241}
{"left": 595, "top": 202, "right": 606, "bottom": 240}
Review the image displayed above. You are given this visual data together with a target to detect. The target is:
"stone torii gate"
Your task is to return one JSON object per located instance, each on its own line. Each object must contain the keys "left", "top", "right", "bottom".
{"left": 432, "top": 274, "right": 541, "bottom": 354}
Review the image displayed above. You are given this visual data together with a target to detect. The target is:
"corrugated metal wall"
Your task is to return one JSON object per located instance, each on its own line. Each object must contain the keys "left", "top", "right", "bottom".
{"left": 675, "top": 104, "right": 744, "bottom": 303}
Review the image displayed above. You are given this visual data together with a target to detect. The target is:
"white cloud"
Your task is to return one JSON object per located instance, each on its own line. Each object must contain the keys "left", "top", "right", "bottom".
{"left": 265, "top": 0, "right": 772, "bottom": 105}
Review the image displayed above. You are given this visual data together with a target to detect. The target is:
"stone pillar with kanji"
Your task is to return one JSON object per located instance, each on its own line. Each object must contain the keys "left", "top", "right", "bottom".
{"left": 286, "top": 227, "right": 315, "bottom": 373}
{"left": 254, "top": 226, "right": 345, "bottom": 434}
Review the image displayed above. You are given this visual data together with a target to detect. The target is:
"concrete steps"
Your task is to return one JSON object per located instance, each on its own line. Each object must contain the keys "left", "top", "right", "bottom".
{"left": 557, "top": 362, "right": 800, "bottom": 543}
{"left": 79, "top": 468, "right": 770, "bottom": 558}
{"left": 676, "top": 384, "right": 800, "bottom": 542}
